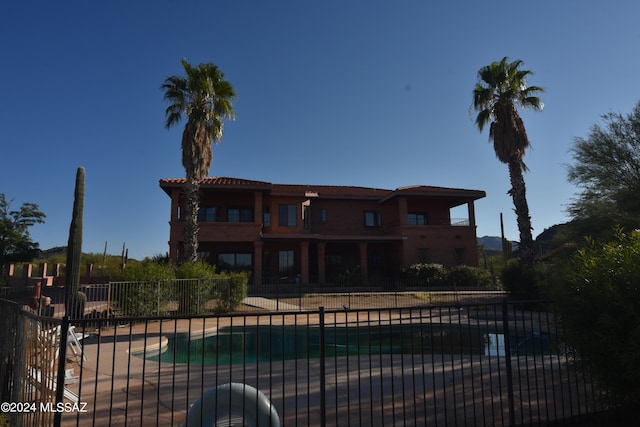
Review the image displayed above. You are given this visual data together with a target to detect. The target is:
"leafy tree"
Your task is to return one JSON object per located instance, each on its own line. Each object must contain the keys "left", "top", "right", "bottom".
{"left": 566, "top": 101, "right": 640, "bottom": 240}
{"left": 552, "top": 229, "right": 640, "bottom": 419}
{"left": 161, "top": 59, "right": 236, "bottom": 263}
{"left": 472, "top": 57, "right": 544, "bottom": 265}
{"left": 0, "top": 194, "right": 46, "bottom": 265}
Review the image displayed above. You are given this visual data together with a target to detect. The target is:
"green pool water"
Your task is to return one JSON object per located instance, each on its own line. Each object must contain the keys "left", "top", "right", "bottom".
{"left": 143, "top": 323, "right": 557, "bottom": 365}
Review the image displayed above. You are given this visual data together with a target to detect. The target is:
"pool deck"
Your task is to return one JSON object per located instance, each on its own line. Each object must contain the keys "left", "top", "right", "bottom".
{"left": 242, "top": 296, "right": 304, "bottom": 311}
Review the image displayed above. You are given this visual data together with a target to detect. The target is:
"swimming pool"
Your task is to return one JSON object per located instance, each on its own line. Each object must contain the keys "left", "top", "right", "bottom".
{"left": 143, "top": 324, "right": 558, "bottom": 365}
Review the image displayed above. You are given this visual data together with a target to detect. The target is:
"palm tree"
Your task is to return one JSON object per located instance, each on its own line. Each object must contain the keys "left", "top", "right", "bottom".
{"left": 162, "top": 59, "right": 236, "bottom": 262}
{"left": 472, "top": 57, "right": 543, "bottom": 265}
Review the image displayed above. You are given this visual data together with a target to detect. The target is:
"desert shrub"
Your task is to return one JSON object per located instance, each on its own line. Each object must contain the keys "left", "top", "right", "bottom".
{"left": 214, "top": 272, "right": 249, "bottom": 312}
{"left": 501, "top": 259, "right": 546, "bottom": 300}
{"left": 402, "top": 263, "right": 447, "bottom": 286}
{"left": 111, "top": 260, "right": 175, "bottom": 316}
{"left": 174, "top": 261, "right": 217, "bottom": 315}
{"left": 332, "top": 265, "right": 363, "bottom": 286}
{"left": 447, "top": 265, "right": 495, "bottom": 288}
{"left": 117, "top": 259, "right": 175, "bottom": 282}
{"left": 552, "top": 230, "right": 640, "bottom": 415}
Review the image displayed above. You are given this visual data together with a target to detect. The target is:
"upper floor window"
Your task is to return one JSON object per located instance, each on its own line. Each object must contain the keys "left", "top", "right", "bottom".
{"left": 303, "top": 204, "right": 310, "bottom": 229}
{"left": 408, "top": 212, "right": 427, "bottom": 226}
{"left": 318, "top": 208, "right": 327, "bottom": 223}
{"left": 364, "top": 210, "right": 381, "bottom": 227}
{"left": 279, "top": 204, "right": 297, "bottom": 227}
{"left": 228, "top": 207, "right": 253, "bottom": 222}
{"left": 263, "top": 206, "right": 270, "bottom": 227}
{"left": 198, "top": 206, "right": 217, "bottom": 222}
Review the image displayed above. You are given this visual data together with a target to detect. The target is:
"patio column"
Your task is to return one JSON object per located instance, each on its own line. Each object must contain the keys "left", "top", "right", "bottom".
{"left": 169, "top": 243, "right": 180, "bottom": 264}
{"left": 300, "top": 241, "right": 309, "bottom": 284}
{"left": 467, "top": 201, "right": 476, "bottom": 227}
{"left": 398, "top": 196, "right": 408, "bottom": 226}
{"left": 253, "top": 240, "right": 263, "bottom": 285}
{"left": 254, "top": 191, "right": 262, "bottom": 226}
{"left": 359, "top": 242, "right": 368, "bottom": 285}
{"left": 170, "top": 188, "right": 181, "bottom": 221}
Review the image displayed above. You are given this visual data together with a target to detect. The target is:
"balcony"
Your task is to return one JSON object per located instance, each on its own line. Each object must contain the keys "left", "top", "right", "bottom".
{"left": 169, "top": 220, "right": 262, "bottom": 242}
{"left": 450, "top": 218, "right": 470, "bottom": 226}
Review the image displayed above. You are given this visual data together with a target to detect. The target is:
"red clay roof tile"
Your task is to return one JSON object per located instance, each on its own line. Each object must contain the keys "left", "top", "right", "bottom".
{"left": 159, "top": 177, "right": 485, "bottom": 201}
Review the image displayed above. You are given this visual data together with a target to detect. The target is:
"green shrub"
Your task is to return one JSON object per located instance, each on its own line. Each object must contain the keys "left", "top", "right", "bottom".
{"left": 175, "top": 260, "right": 217, "bottom": 279}
{"left": 111, "top": 260, "right": 175, "bottom": 316}
{"left": 447, "top": 265, "right": 495, "bottom": 288}
{"left": 553, "top": 230, "right": 640, "bottom": 414}
{"left": 402, "top": 263, "right": 447, "bottom": 286}
{"left": 501, "top": 259, "right": 546, "bottom": 300}
{"left": 117, "top": 259, "right": 175, "bottom": 282}
{"left": 174, "top": 261, "right": 217, "bottom": 315}
{"left": 214, "top": 272, "right": 249, "bottom": 312}
{"left": 111, "top": 281, "right": 172, "bottom": 316}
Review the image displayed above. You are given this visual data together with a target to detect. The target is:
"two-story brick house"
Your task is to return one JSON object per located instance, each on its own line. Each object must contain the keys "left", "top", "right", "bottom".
{"left": 159, "top": 177, "right": 486, "bottom": 284}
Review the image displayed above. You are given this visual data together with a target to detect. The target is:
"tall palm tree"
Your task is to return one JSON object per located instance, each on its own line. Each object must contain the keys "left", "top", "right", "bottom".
{"left": 472, "top": 57, "right": 543, "bottom": 265}
{"left": 162, "top": 59, "right": 236, "bottom": 262}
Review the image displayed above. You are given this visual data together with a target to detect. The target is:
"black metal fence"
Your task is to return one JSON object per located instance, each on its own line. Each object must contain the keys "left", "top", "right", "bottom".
{"left": 0, "top": 281, "right": 508, "bottom": 318}
{"left": 0, "top": 297, "right": 607, "bottom": 427}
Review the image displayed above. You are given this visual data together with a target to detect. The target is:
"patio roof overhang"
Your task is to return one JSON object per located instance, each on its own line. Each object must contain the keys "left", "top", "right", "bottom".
{"left": 260, "top": 233, "right": 405, "bottom": 243}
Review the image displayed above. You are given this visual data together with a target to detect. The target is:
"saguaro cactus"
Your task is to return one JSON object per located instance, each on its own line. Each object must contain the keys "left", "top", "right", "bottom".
{"left": 65, "top": 167, "right": 86, "bottom": 319}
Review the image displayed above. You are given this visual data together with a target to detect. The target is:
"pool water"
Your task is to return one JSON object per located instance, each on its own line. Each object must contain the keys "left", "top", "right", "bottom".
{"left": 144, "top": 324, "right": 558, "bottom": 365}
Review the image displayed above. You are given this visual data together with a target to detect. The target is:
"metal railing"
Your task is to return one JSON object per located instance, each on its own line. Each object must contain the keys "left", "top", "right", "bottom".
{"left": 1, "top": 280, "right": 507, "bottom": 319}
{"left": 1, "top": 298, "right": 608, "bottom": 426}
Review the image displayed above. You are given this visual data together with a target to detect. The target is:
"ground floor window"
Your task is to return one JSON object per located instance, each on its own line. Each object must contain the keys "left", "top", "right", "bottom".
{"left": 279, "top": 250, "right": 295, "bottom": 275}
{"left": 218, "top": 253, "right": 252, "bottom": 270}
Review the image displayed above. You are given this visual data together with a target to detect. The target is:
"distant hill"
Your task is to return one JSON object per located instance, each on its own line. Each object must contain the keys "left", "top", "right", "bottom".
{"left": 532, "top": 223, "right": 570, "bottom": 256}
{"left": 477, "top": 236, "right": 518, "bottom": 252}
{"left": 478, "top": 224, "right": 571, "bottom": 258}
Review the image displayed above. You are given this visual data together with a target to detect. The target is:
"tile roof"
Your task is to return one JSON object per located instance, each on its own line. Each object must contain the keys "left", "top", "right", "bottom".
{"left": 271, "top": 184, "right": 392, "bottom": 199}
{"left": 380, "top": 185, "right": 486, "bottom": 202}
{"left": 159, "top": 177, "right": 485, "bottom": 201}
{"left": 160, "top": 177, "right": 272, "bottom": 187}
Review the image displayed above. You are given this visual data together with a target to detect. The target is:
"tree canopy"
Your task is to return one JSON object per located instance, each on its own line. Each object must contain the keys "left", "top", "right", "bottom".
{"left": 162, "top": 59, "right": 237, "bottom": 262}
{"left": 0, "top": 194, "right": 46, "bottom": 265}
{"left": 566, "top": 101, "right": 640, "bottom": 239}
{"left": 472, "top": 57, "right": 544, "bottom": 265}
{"left": 552, "top": 229, "right": 640, "bottom": 417}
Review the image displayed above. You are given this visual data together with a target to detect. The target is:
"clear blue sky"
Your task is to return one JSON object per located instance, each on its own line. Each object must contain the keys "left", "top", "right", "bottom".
{"left": 2, "top": 1, "right": 639, "bottom": 260}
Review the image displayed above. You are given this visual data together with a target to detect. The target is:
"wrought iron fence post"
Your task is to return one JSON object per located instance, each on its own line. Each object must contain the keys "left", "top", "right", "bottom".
{"left": 501, "top": 299, "right": 516, "bottom": 427}
{"left": 157, "top": 280, "right": 161, "bottom": 315}
{"left": 319, "top": 306, "right": 326, "bottom": 427}
{"left": 53, "top": 315, "right": 70, "bottom": 427}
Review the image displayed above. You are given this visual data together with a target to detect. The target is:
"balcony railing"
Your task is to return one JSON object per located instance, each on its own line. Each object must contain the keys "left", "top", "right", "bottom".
{"left": 450, "top": 217, "right": 470, "bottom": 226}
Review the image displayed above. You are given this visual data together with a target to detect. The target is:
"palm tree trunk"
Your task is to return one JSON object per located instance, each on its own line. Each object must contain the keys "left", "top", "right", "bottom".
{"left": 507, "top": 159, "right": 535, "bottom": 265}
{"left": 183, "top": 178, "right": 200, "bottom": 263}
